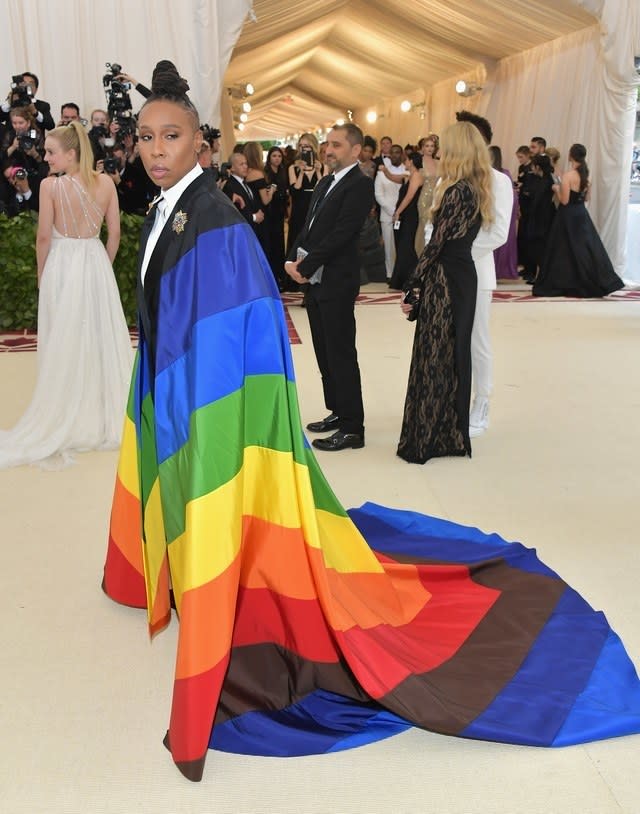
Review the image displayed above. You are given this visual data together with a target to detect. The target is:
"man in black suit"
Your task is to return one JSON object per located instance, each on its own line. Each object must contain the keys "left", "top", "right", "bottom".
{"left": 222, "top": 151, "right": 265, "bottom": 235}
{"left": 0, "top": 72, "right": 55, "bottom": 132}
{"left": 285, "top": 123, "right": 374, "bottom": 451}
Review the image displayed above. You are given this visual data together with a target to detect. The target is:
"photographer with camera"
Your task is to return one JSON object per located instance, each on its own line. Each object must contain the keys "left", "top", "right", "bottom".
{"left": 87, "top": 109, "right": 112, "bottom": 166}
{"left": 1, "top": 72, "right": 55, "bottom": 132}
{"left": 287, "top": 133, "right": 327, "bottom": 252}
{"left": 102, "top": 63, "right": 138, "bottom": 143}
{"left": 1, "top": 162, "right": 40, "bottom": 216}
{"left": 0, "top": 107, "right": 47, "bottom": 186}
{"left": 198, "top": 124, "right": 222, "bottom": 180}
{"left": 58, "top": 102, "right": 83, "bottom": 126}
{"left": 101, "top": 139, "right": 158, "bottom": 215}
{"left": 111, "top": 71, "right": 151, "bottom": 99}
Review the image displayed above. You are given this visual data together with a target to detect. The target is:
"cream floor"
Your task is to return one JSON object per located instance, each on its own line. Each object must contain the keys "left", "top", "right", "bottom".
{"left": 1, "top": 284, "right": 639, "bottom": 814}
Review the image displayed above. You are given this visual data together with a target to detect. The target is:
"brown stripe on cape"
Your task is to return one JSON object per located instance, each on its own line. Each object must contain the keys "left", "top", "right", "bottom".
{"left": 375, "top": 554, "right": 566, "bottom": 734}
{"left": 214, "top": 645, "right": 372, "bottom": 725}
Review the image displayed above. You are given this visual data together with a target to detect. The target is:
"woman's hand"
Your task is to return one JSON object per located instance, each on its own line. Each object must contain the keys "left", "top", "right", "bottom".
{"left": 400, "top": 288, "right": 420, "bottom": 316}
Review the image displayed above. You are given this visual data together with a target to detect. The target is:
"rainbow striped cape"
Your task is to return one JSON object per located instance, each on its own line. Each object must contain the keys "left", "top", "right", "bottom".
{"left": 103, "top": 190, "right": 640, "bottom": 781}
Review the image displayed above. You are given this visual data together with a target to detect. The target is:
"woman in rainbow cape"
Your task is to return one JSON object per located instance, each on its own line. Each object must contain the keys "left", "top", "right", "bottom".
{"left": 103, "top": 62, "right": 640, "bottom": 782}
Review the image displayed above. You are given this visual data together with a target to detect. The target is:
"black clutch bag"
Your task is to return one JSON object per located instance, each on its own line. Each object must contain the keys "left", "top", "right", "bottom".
{"left": 403, "top": 288, "right": 420, "bottom": 322}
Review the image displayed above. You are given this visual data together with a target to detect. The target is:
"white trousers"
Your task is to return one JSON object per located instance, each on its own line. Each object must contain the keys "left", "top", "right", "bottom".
{"left": 379, "top": 219, "right": 396, "bottom": 278}
{"left": 471, "top": 288, "right": 493, "bottom": 400}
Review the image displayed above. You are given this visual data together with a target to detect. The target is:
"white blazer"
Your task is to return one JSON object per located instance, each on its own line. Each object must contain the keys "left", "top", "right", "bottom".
{"left": 471, "top": 168, "right": 514, "bottom": 291}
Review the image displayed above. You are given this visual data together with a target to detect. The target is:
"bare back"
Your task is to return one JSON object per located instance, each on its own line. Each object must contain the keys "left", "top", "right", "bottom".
{"left": 49, "top": 174, "right": 108, "bottom": 238}
{"left": 37, "top": 172, "right": 120, "bottom": 277}
{"left": 559, "top": 168, "right": 590, "bottom": 205}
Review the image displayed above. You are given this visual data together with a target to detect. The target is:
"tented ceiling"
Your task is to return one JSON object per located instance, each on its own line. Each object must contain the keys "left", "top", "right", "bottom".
{"left": 224, "top": 0, "right": 596, "bottom": 139}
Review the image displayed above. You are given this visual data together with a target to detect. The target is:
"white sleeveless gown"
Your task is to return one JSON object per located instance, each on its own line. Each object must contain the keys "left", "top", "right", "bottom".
{"left": 0, "top": 216, "right": 133, "bottom": 469}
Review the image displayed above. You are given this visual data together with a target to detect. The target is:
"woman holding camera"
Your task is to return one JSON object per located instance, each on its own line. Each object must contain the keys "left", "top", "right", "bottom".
{"left": 287, "top": 132, "right": 326, "bottom": 253}
{"left": 0, "top": 121, "right": 132, "bottom": 469}
{"left": 397, "top": 122, "right": 493, "bottom": 464}
{"left": 1, "top": 107, "right": 46, "bottom": 174}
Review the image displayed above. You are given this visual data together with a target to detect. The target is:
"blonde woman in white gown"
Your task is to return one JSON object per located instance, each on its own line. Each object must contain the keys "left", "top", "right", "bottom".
{"left": 0, "top": 121, "right": 133, "bottom": 468}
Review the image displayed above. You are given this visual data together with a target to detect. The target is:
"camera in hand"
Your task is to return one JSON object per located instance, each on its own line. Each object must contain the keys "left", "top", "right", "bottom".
{"left": 14, "top": 168, "right": 28, "bottom": 180}
{"left": 103, "top": 62, "right": 136, "bottom": 137}
{"left": 300, "top": 147, "right": 314, "bottom": 167}
{"left": 89, "top": 124, "right": 109, "bottom": 140}
{"left": 200, "top": 124, "right": 221, "bottom": 146}
{"left": 9, "top": 74, "right": 34, "bottom": 108}
{"left": 17, "top": 129, "right": 38, "bottom": 151}
{"left": 219, "top": 161, "right": 232, "bottom": 180}
{"left": 104, "top": 156, "right": 119, "bottom": 174}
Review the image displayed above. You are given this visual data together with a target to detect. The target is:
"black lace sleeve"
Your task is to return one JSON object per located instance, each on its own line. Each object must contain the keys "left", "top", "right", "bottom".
{"left": 408, "top": 181, "right": 476, "bottom": 289}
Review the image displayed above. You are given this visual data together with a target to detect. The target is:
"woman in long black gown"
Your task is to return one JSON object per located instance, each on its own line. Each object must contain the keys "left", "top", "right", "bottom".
{"left": 264, "top": 146, "right": 289, "bottom": 290}
{"left": 533, "top": 143, "right": 624, "bottom": 297}
{"left": 398, "top": 122, "right": 494, "bottom": 464}
{"left": 388, "top": 152, "right": 420, "bottom": 290}
{"left": 286, "top": 133, "right": 325, "bottom": 253}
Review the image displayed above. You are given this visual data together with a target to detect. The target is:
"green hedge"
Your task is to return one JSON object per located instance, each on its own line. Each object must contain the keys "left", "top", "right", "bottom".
{"left": 0, "top": 211, "right": 144, "bottom": 330}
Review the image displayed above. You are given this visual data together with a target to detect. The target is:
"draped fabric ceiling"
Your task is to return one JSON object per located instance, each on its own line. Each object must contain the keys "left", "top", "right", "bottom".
{"left": 225, "top": 0, "right": 597, "bottom": 140}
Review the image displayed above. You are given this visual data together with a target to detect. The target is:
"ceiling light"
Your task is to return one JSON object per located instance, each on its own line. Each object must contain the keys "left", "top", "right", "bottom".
{"left": 237, "top": 122, "right": 245, "bottom": 131}
{"left": 366, "top": 111, "right": 377, "bottom": 124}
{"left": 242, "top": 101, "right": 252, "bottom": 113}
{"left": 335, "top": 118, "right": 345, "bottom": 126}
{"left": 240, "top": 113, "right": 249, "bottom": 123}
{"left": 228, "top": 83, "right": 255, "bottom": 100}
{"left": 400, "top": 100, "right": 412, "bottom": 113}
{"left": 455, "top": 80, "right": 482, "bottom": 97}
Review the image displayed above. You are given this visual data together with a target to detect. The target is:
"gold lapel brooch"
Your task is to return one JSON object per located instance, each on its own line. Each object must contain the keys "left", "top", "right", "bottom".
{"left": 172, "top": 210, "right": 188, "bottom": 234}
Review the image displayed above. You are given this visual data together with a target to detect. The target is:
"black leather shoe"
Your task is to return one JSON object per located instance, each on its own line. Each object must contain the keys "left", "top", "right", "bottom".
{"left": 306, "top": 413, "right": 340, "bottom": 433}
{"left": 312, "top": 430, "right": 364, "bottom": 451}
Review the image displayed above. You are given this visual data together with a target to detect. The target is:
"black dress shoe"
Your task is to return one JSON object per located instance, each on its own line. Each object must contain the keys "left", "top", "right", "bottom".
{"left": 306, "top": 413, "right": 340, "bottom": 433}
{"left": 312, "top": 430, "right": 364, "bottom": 451}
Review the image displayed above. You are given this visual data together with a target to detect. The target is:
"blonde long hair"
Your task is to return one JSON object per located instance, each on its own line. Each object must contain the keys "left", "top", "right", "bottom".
{"left": 48, "top": 121, "right": 99, "bottom": 190}
{"left": 431, "top": 121, "right": 494, "bottom": 225}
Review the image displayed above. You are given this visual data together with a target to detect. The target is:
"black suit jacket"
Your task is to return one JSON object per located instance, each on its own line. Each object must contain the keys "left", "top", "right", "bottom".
{"left": 222, "top": 175, "right": 263, "bottom": 230}
{"left": 34, "top": 100, "right": 55, "bottom": 132}
{"left": 288, "top": 164, "right": 374, "bottom": 300}
{"left": 137, "top": 172, "right": 241, "bottom": 376}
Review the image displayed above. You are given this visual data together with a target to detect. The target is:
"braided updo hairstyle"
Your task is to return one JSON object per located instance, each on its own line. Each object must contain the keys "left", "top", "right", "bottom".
{"left": 142, "top": 60, "right": 200, "bottom": 131}
{"left": 569, "top": 143, "right": 589, "bottom": 193}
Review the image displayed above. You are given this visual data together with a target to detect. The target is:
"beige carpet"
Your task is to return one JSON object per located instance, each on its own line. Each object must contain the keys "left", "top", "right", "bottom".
{"left": 1, "top": 284, "right": 639, "bottom": 814}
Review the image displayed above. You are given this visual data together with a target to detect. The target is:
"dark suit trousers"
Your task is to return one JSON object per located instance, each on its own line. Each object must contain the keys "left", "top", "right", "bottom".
{"left": 305, "top": 285, "right": 364, "bottom": 436}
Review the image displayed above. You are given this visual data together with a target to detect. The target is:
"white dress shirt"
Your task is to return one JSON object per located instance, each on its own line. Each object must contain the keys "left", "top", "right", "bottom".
{"left": 140, "top": 163, "right": 203, "bottom": 285}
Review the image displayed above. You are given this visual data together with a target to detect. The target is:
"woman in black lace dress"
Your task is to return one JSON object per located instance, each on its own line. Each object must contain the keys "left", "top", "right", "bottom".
{"left": 533, "top": 143, "right": 623, "bottom": 297}
{"left": 398, "top": 122, "right": 494, "bottom": 464}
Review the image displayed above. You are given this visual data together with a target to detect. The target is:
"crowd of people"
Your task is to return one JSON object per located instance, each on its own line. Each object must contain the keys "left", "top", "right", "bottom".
{"left": 0, "top": 69, "right": 625, "bottom": 469}
{"left": 1, "top": 61, "right": 638, "bottom": 787}
{"left": 0, "top": 71, "right": 160, "bottom": 218}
